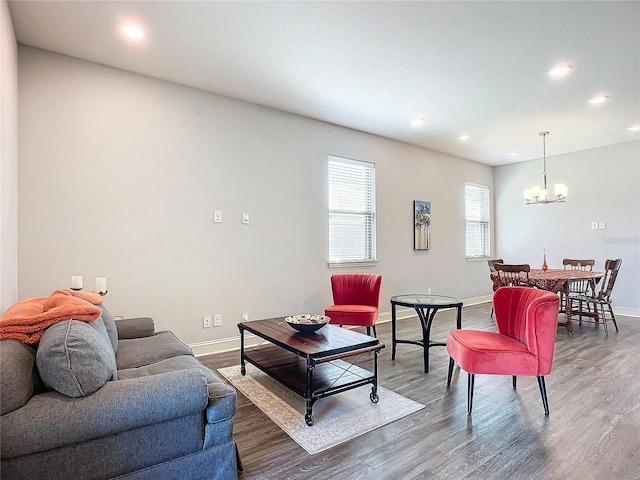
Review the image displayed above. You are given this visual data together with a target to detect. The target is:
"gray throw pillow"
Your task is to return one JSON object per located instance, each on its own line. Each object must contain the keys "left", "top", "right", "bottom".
{"left": 98, "top": 303, "right": 118, "bottom": 353}
{"left": 0, "top": 340, "right": 41, "bottom": 414}
{"left": 36, "top": 319, "right": 117, "bottom": 398}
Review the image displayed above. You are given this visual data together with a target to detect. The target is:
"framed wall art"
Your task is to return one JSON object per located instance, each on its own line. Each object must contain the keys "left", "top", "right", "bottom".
{"left": 414, "top": 200, "right": 431, "bottom": 250}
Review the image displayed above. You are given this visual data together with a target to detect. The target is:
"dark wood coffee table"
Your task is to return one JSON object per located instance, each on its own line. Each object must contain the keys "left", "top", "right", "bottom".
{"left": 238, "top": 317, "right": 385, "bottom": 426}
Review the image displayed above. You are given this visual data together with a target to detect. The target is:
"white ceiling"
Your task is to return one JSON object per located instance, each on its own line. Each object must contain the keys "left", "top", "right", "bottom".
{"left": 8, "top": 1, "right": 640, "bottom": 166}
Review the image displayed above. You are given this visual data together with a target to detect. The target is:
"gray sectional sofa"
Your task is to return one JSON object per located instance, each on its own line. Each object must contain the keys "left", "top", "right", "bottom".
{"left": 1, "top": 304, "right": 239, "bottom": 480}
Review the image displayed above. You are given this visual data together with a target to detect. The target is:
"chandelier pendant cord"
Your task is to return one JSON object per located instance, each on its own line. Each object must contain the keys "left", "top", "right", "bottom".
{"left": 542, "top": 131, "right": 548, "bottom": 191}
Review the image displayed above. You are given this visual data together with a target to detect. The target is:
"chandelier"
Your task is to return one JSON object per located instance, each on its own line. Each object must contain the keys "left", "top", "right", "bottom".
{"left": 524, "top": 131, "right": 567, "bottom": 204}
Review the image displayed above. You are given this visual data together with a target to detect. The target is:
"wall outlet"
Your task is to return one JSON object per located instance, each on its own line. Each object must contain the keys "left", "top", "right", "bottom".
{"left": 241, "top": 312, "right": 249, "bottom": 322}
{"left": 599, "top": 221, "right": 606, "bottom": 230}
{"left": 203, "top": 315, "right": 212, "bottom": 328}
{"left": 591, "top": 222, "right": 599, "bottom": 230}
{"left": 213, "top": 211, "right": 223, "bottom": 223}
{"left": 213, "top": 314, "right": 222, "bottom": 327}
{"left": 242, "top": 213, "right": 250, "bottom": 224}
{"left": 427, "top": 288, "right": 432, "bottom": 295}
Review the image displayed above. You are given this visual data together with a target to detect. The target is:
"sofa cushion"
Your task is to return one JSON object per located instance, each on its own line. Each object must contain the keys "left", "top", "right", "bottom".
{"left": 0, "top": 340, "right": 41, "bottom": 415}
{"left": 36, "top": 319, "right": 117, "bottom": 397}
{"left": 98, "top": 303, "right": 118, "bottom": 353}
{"left": 116, "top": 330, "right": 192, "bottom": 370}
{"left": 117, "top": 354, "right": 216, "bottom": 381}
{"left": 115, "top": 317, "right": 155, "bottom": 339}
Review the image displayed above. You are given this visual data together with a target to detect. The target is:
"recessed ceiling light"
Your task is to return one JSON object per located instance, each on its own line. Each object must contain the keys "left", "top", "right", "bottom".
{"left": 121, "top": 24, "right": 145, "bottom": 40}
{"left": 410, "top": 117, "right": 427, "bottom": 127}
{"left": 588, "top": 95, "right": 609, "bottom": 104}
{"left": 627, "top": 125, "right": 640, "bottom": 132}
{"left": 508, "top": 152, "right": 519, "bottom": 156}
{"left": 548, "top": 64, "right": 573, "bottom": 77}
{"left": 459, "top": 135, "right": 470, "bottom": 141}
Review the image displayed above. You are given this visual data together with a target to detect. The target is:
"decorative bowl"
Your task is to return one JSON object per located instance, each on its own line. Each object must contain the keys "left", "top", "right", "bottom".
{"left": 284, "top": 314, "right": 331, "bottom": 334}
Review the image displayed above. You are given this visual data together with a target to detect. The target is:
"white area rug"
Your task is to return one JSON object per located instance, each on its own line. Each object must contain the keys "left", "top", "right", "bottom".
{"left": 218, "top": 363, "right": 424, "bottom": 455}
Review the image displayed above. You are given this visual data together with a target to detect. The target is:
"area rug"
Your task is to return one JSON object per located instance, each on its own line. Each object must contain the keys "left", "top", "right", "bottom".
{"left": 218, "top": 363, "right": 424, "bottom": 455}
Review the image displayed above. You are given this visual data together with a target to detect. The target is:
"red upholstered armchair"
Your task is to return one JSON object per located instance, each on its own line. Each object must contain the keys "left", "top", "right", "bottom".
{"left": 446, "top": 287, "right": 560, "bottom": 415}
{"left": 324, "top": 274, "right": 382, "bottom": 337}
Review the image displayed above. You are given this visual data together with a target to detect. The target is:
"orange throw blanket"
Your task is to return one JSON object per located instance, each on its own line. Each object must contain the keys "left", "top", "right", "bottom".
{"left": 0, "top": 289, "right": 103, "bottom": 344}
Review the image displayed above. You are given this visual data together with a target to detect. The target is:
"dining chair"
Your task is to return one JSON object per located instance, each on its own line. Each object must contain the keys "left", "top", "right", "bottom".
{"left": 487, "top": 258, "right": 504, "bottom": 273}
{"left": 487, "top": 259, "right": 504, "bottom": 317}
{"left": 561, "top": 258, "right": 596, "bottom": 317}
{"left": 324, "top": 273, "right": 382, "bottom": 337}
{"left": 446, "top": 287, "right": 560, "bottom": 415}
{"left": 494, "top": 263, "right": 531, "bottom": 287}
{"left": 569, "top": 258, "right": 622, "bottom": 335}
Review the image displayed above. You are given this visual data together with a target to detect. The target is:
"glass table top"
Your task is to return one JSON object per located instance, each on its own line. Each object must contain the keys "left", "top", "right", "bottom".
{"left": 390, "top": 294, "right": 463, "bottom": 307}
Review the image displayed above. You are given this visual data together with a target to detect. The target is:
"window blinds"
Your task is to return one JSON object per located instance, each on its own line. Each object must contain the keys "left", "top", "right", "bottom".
{"left": 328, "top": 156, "right": 376, "bottom": 263}
{"left": 465, "top": 183, "right": 490, "bottom": 258}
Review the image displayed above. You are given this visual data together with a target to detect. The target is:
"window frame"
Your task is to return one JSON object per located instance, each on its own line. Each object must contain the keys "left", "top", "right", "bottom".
{"left": 464, "top": 182, "right": 491, "bottom": 259}
{"left": 327, "top": 155, "right": 377, "bottom": 267}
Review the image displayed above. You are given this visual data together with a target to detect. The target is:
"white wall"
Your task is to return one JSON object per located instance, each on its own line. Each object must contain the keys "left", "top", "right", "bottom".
{"left": 17, "top": 46, "right": 494, "bottom": 345}
{"left": 0, "top": 0, "right": 19, "bottom": 313}
{"left": 495, "top": 140, "right": 640, "bottom": 312}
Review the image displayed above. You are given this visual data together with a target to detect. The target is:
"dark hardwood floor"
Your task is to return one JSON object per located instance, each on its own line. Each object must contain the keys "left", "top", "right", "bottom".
{"left": 199, "top": 303, "right": 640, "bottom": 480}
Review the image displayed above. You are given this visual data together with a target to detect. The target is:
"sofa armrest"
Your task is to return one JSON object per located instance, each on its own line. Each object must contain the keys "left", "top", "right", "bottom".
{"left": 206, "top": 380, "right": 237, "bottom": 423}
{"left": 1, "top": 369, "right": 208, "bottom": 458}
{"left": 116, "top": 317, "right": 155, "bottom": 339}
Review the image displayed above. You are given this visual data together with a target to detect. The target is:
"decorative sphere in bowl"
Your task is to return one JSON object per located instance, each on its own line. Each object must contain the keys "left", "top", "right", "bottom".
{"left": 284, "top": 314, "right": 331, "bottom": 334}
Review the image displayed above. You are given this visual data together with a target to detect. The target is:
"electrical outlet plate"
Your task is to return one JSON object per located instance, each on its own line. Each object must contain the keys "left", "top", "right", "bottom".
{"left": 242, "top": 213, "right": 250, "bottom": 224}
{"left": 213, "top": 314, "right": 222, "bottom": 327}
{"left": 592, "top": 222, "right": 599, "bottom": 230}
{"left": 241, "top": 312, "right": 249, "bottom": 321}
{"left": 203, "top": 315, "right": 212, "bottom": 328}
{"left": 599, "top": 221, "right": 606, "bottom": 230}
{"left": 427, "top": 288, "right": 432, "bottom": 295}
{"left": 214, "top": 211, "right": 223, "bottom": 223}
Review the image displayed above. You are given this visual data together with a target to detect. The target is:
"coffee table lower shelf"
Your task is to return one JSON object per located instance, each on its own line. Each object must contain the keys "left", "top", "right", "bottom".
{"left": 241, "top": 344, "right": 382, "bottom": 426}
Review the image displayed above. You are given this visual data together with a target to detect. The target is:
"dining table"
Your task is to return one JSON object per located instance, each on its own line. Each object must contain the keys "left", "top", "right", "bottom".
{"left": 490, "top": 268, "right": 604, "bottom": 335}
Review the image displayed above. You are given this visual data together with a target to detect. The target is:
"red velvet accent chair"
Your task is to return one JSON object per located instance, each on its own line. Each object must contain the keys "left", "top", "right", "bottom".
{"left": 324, "top": 274, "right": 382, "bottom": 337}
{"left": 446, "top": 287, "right": 560, "bottom": 415}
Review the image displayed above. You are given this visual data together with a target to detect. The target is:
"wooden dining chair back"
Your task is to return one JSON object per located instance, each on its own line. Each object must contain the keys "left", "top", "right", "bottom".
{"left": 487, "top": 258, "right": 504, "bottom": 274}
{"left": 487, "top": 259, "right": 504, "bottom": 317}
{"left": 562, "top": 259, "right": 595, "bottom": 271}
{"left": 446, "top": 287, "right": 560, "bottom": 415}
{"left": 562, "top": 258, "right": 596, "bottom": 295}
{"left": 569, "top": 258, "right": 622, "bottom": 335}
{"left": 495, "top": 263, "right": 530, "bottom": 287}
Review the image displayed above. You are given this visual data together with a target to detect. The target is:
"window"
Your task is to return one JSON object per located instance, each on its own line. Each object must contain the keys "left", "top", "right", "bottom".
{"left": 465, "top": 183, "right": 490, "bottom": 258}
{"left": 328, "top": 156, "right": 376, "bottom": 264}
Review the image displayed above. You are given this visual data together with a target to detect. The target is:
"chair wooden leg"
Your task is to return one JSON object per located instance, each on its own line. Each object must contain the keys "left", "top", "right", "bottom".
{"left": 467, "top": 373, "right": 475, "bottom": 415}
{"left": 600, "top": 304, "right": 609, "bottom": 336}
{"left": 512, "top": 375, "right": 517, "bottom": 388}
{"left": 366, "top": 326, "right": 371, "bottom": 336}
{"left": 372, "top": 325, "right": 377, "bottom": 337}
{"left": 537, "top": 376, "right": 549, "bottom": 416}
{"left": 606, "top": 302, "right": 618, "bottom": 332}
{"left": 447, "top": 357, "right": 454, "bottom": 387}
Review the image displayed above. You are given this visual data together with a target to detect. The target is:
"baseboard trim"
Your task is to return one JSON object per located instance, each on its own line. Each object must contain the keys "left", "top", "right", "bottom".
{"left": 190, "top": 296, "right": 638, "bottom": 357}
{"left": 192, "top": 295, "right": 492, "bottom": 357}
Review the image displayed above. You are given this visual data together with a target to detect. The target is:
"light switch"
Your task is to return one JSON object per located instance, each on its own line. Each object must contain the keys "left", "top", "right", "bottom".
{"left": 214, "top": 211, "right": 223, "bottom": 223}
{"left": 599, "top": 222, "right": 606, "bottom": 230}
{"left": 591, "top": 222, "right": 599, "bottom": 230}
{"left": 242, "top": 213, "right": 250, "bottom": 224}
